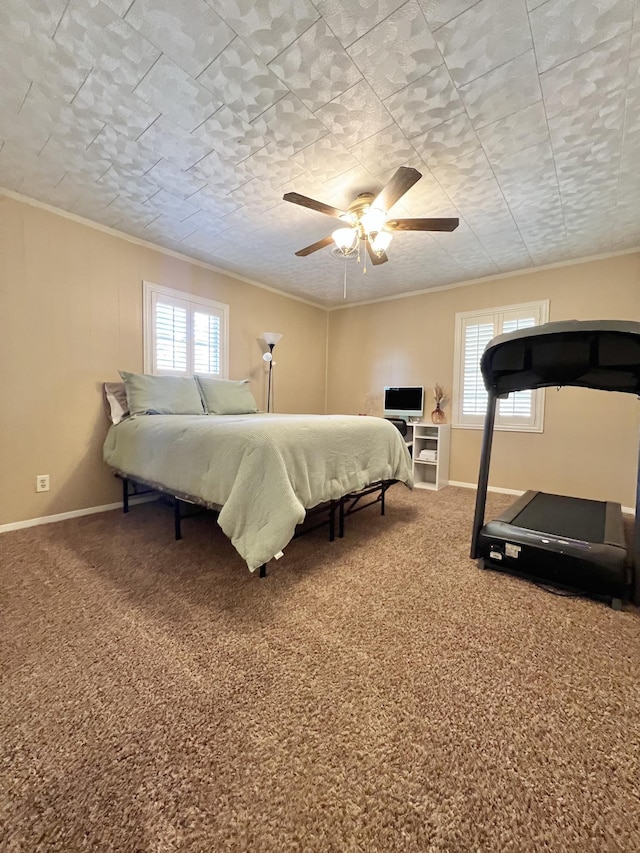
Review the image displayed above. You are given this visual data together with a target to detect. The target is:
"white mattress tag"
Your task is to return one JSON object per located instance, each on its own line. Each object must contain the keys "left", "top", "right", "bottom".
{"left": 505, "top": 543, "right": 521, "bottom": 558}
{"left": 274, "top": 550, "right": 284, "bottom": 560}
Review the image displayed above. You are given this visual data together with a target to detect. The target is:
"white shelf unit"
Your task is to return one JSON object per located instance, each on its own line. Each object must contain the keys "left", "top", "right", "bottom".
{"left": 409, "top": 423, "right": 450, "bottom": 490}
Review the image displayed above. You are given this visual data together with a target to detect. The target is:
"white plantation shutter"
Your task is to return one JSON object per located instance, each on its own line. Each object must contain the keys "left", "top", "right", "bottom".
{"left": 498, "top": 314, "right": 536, "bottom": 421}
{"left": 462, "top": 320, "right": 494, "bottom": 416}
{"left": 454, "top": 301, "right": 548, "bottom": 432}
{"left": 144, "top": 282, "right": 228, "bottom": 378}
{"left": 193, "top": 311, "right": 221, "bottom": 375}
{"left": 155, "top": 300, "right": 188, "bottom": 373}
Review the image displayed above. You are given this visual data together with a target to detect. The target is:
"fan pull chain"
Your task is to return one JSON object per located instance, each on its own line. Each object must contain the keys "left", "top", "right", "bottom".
{"left": 343, "top": 258, "right": 347, "bottom": 299}
{"left": 362, "top": 239, "right": 367, "bottom": 275}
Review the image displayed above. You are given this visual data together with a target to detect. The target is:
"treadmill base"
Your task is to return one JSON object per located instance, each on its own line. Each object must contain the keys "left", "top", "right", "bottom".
{"left": 477, "top": 557, "right": 626, "bottom": 609}
{"left": 476, "top": 491, "right": 629, "bottom": 606}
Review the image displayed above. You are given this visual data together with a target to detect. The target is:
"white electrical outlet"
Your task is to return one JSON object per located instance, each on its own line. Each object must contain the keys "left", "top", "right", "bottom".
{"left": 36, "top": 474, "right": 50, "bottom": 492}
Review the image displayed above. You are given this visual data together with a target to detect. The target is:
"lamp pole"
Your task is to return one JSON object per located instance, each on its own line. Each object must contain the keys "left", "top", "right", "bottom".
{"left": 266, "top": 343, "right": 275, "bottom": 412}
{"left": 261, "top": 332, "right": 282, "bottom": 413}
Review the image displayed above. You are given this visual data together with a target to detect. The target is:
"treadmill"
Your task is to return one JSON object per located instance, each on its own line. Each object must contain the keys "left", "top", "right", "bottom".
{"left": 470, "top": 320, "right": 640, "bottom": 609}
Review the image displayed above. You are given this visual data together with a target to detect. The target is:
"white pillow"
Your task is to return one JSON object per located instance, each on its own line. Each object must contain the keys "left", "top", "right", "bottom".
{"left": 103, "top": 382, "right": 130, "bottom": 425}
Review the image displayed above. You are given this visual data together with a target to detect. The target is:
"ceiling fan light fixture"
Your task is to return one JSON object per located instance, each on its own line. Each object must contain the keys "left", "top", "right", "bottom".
{"left": 339, "top": 212, "right": 357, "bottom": 225}
{"left": 284, "top": 167, "right": 459, "bottom": 268}
{"left": 360, "top": 206, "right": 386, "bottom": 236}
{"left": 332, "top": 227, "right": 358, "bottom": 254}
{"left": 371, "top": 229, "right": 393, "bottom": 255}
{"left": 330, "top": 246, "right": 357, "bottom": 260}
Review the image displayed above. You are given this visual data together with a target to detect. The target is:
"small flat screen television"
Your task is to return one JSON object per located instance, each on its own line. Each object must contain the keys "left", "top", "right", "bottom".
{"left": 383, "top": 386, "right": 424, "bottom": 420}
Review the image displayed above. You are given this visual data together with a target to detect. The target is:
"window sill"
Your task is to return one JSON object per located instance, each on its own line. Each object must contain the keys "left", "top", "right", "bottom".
{"left": 453, "top": 422, "right": 544, "bottom": 433}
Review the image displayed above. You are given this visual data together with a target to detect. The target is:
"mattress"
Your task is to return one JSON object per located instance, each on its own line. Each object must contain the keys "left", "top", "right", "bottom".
{"left": 103, "top": 412, "right": 413, "bottom": 571}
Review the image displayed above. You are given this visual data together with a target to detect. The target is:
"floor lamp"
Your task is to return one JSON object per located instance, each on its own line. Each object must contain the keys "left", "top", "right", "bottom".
{"left": 261, "top": 332, "right": 282, "bottom": 412}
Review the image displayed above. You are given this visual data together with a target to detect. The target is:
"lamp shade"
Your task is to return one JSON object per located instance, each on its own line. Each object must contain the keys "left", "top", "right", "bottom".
{"left": 261, "top": 331, "right": 282, "bottom": 346}
{"left": 371, "top": 229, "right": 393, "bottom": 254}
{"left": 332, "top": 227, "right": 358, "bottom": 253}
{"left": 360, "top": 206, "right": 386, "bottom": 235}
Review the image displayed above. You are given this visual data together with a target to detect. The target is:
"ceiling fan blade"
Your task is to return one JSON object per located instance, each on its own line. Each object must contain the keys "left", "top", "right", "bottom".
{"left": 387, "top": 217, "right": 460, "bottom": 232}
{"left": 373, "top": 167, "right": 422, "bottom": 212}
{"left": 283, "top": 192, "right": 348, "bottom": 220}
{"left": 366, "top": 239, "right": 388, "bottom": 265}
{"left": 294, "top": 235, "right": 334, "bottom": 257}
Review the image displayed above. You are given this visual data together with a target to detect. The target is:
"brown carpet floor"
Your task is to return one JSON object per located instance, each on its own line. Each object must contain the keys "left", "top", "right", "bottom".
{"left": 1, "top": 487, "right": 639, "bottom": 852}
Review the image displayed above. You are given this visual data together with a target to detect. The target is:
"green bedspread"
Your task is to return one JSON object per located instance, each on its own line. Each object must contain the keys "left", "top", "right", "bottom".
{"left": 103, "top": 413, "right": 413, "bottom": 571}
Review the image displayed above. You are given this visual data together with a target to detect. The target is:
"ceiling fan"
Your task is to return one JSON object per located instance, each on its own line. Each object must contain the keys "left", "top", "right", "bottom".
{"left": 283, "top": 166, "right": 459, "bottom": 266}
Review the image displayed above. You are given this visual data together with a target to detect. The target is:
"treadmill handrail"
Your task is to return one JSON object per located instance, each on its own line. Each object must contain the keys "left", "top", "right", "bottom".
{"left": 481, "top": 320, "right": 640, "bottom": 396}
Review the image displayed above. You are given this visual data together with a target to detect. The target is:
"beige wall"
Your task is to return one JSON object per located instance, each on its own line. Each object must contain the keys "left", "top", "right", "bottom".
{"left": 3, "top": 193, "right": 639, "bottom": 528}
{"left": 0, "top": 195, "right": 328, "bottom": 526}
{"left": 327, "top": 253, "right": 640, "bottom": 508}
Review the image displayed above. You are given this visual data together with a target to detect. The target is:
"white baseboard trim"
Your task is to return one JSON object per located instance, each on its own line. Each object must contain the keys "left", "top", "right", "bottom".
{"left": 448, "top": 480, "right": 524, "bottom": 496}
{"left": 2, "top": 485, "right": 634, "bottom": 534}
{"left": 448, "top": 480, "right": 635, "bottom": 516}
{"left": 0, "top": 494, "right": 158, "bottom": 534}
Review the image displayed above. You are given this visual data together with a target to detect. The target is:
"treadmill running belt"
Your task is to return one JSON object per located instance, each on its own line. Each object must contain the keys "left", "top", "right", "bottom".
{"left": 513, "top": 493, "right": 605, "bottom": 541}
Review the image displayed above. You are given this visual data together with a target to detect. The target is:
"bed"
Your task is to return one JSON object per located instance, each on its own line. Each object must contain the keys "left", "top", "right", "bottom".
{"left": 103, "top": 409, "right": 413, "bottom": 573}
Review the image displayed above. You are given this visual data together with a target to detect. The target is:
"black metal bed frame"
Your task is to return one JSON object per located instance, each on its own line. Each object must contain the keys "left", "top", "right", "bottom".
{"left": 117, "top": 473, "right": 396, "bottom": 578}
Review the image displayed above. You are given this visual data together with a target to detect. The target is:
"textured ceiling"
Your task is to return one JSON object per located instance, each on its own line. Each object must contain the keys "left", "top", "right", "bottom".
{"left": 1, "top": 0, "right": 639, "bottom": 307}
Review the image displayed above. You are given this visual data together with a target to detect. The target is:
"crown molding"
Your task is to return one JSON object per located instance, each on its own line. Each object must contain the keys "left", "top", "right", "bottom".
{"left": 0, "top": 186, "right": 325, "bottom": 310}
{"left": 326, "top": 246, "right": 640, "bottom": 311}
{"left": 4, "top": 185, "right": 638, "bottom": 315}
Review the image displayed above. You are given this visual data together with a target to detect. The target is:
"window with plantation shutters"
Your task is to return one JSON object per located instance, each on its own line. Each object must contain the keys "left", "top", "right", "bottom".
{"left": 193, "top": 311, "right": 222, "bottom": 375}
{"left": 155, "top": 300, "right": 188, "bottom": 373}
{"left": 453, "top": 301, "right": 548, "bottom": 432}
{"left": 143, "top": 281, "right": 228, "bottom": 379}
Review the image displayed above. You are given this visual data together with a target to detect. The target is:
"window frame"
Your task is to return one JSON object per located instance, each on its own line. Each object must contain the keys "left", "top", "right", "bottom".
{"left": 452, "top": 299, "right": 549, "bottom": 433}
{"left": 142, "top": 280, "right": 229, "bottom": 379}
